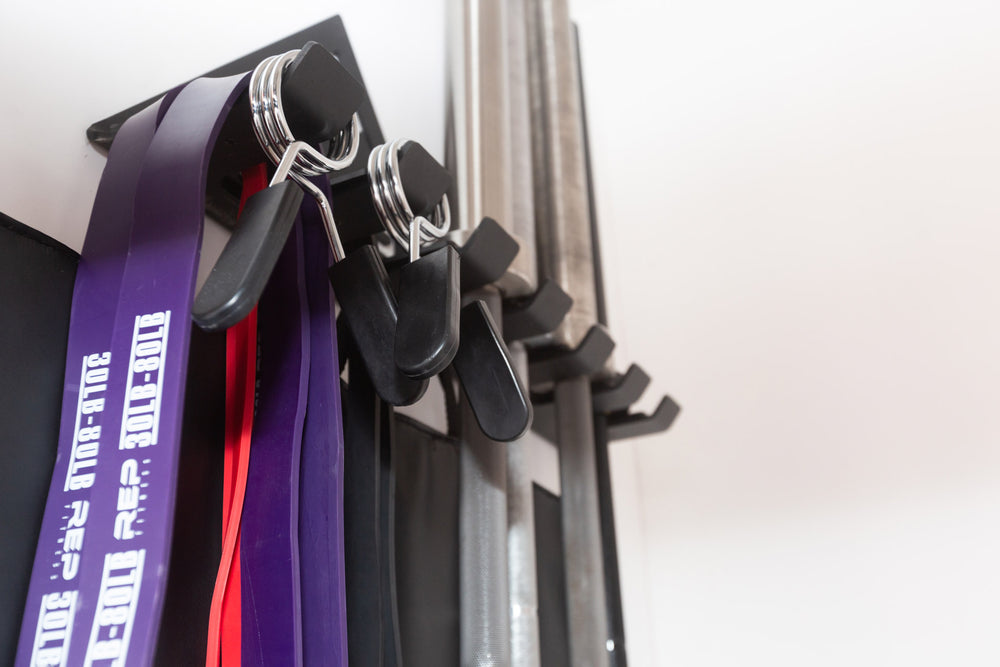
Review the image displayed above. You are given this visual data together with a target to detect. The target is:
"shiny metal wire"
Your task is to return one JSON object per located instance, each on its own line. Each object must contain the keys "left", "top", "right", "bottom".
{"left": 249, "top": 49, "right": 361, "bottom": 261}
{"left": 250, "top": 50, "right": 360, "bottom": 173}
{"left": 368, "top": 139, "right": 451, "bottom": 260}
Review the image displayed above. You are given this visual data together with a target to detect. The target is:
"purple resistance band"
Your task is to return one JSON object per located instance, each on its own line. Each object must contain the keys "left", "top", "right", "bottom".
{"left": 239, "top": 216, "right": 310, "bottom": 667}
{"left": 15, "top": 94, "right": 169, "bottom": 667}
{"left": 16, "top": 73, "right": 251, "bottom": 666}
{"left": 19, "top": 62, "right": 351, "bottom": 667}
{"left": 298, "top": 177, "right": 349, "bottom": 667}
{"left": 240, "top": 174, "right": 351, "bottom": 667}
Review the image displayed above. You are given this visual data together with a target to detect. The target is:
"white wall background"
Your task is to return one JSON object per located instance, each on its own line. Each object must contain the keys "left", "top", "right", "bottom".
{"left": 2, "top": 1, "right": 999, "bottom": 665}
{"left": 574, "top": 2, "right": 1000, "bottom": 665}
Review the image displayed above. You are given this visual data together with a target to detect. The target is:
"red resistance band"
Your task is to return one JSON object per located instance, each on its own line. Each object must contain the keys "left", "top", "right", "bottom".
{"left": 207, "top": 164, "right": 267, "bottom": 667}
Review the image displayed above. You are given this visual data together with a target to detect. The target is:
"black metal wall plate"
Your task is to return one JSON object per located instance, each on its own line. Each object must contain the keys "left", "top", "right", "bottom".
{"left": 88, "top": 16, "right": 382, "bottom": 153}
{"left": 87, "top": 16, "right": 385, "bottom": 228}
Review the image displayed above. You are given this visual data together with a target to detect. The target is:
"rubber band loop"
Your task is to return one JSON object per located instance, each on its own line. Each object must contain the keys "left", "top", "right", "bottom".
{"left": 206, "top": 164, "right": 267, "bottom": 667}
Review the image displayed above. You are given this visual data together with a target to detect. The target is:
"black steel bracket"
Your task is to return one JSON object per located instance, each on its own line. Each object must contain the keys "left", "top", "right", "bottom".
{"left": 502, "top": 279, "right": 573, "bottom": 342}
{"left": 527, "top": 325, "right": 615, "bottom": 388}
{"left": 606, "top": 396, "right": 680, "bottom": 441}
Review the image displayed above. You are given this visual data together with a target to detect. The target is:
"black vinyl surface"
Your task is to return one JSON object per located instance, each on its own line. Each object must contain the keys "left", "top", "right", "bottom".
{"left": 342, "top": 338, "right": 403, "bottom": 667}
{"left": 0, "top": 213, "right": 78, "bottom": 667}
{"left": 393, "top": 414, "right": 461, "bottom": 667}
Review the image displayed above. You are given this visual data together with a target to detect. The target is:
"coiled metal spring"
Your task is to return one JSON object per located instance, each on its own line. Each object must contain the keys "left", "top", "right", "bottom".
{"left": 249, "top": 49, "right": 361, "bottom": 260}
{"left": 368, "top": 139, "right": 451, "bottom": 260}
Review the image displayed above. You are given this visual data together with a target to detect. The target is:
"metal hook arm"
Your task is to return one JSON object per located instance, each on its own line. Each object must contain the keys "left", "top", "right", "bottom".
{"left": 270, "top": 141, "right": 346, "bottom": 262}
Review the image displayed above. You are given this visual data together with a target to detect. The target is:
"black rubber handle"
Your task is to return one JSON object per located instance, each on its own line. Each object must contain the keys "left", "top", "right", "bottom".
{"left": 451, "top": 300, "right": 532, "bottom": 441}
{"left": 329, "top": 245, "right": 428, "bottom": 406}
{"left": 193, "top": 180, "right": 303, "bottom": 331}
{"left": 397, "top": 141, "right": 452, "bottom": 218}
{"left": 283, "top": 41, "right": 367, "bottom": 144}
{"left": 395, "top": 246, "right": 461, "bottom": 379}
